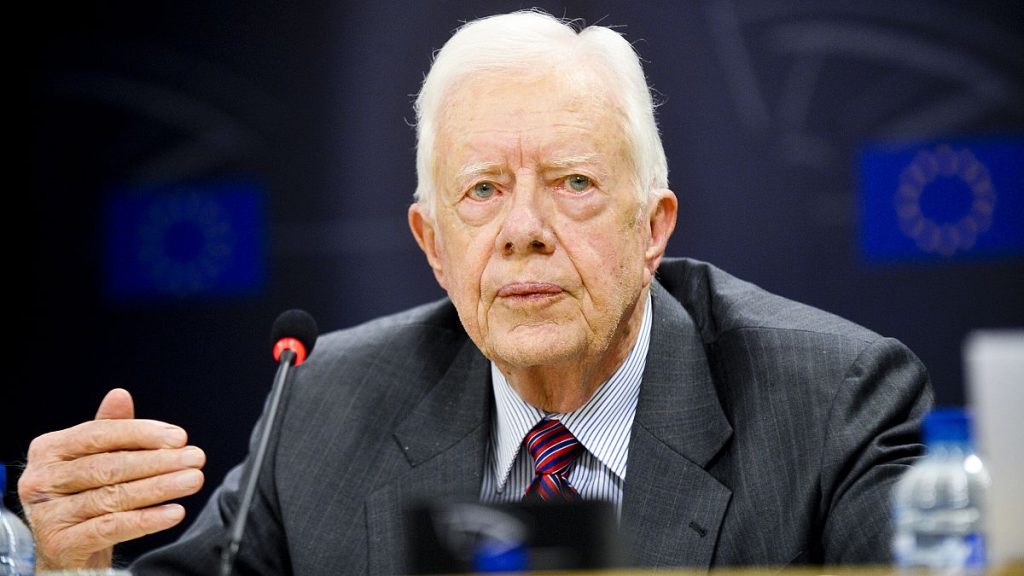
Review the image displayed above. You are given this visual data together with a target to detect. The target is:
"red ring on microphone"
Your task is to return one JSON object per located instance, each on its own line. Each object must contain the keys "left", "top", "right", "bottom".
{"left": 273, "top": 338, "right": 308, "bottom": 365}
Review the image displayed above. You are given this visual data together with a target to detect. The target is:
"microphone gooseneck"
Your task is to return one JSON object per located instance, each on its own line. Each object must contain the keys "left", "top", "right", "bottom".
{"left": 220, "top": 309, "right": 318, "bottom": 576}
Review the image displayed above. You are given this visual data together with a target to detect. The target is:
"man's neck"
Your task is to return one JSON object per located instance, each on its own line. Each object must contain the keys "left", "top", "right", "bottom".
{"left": 496, "top": 288, "right": 649, "bottom": 413}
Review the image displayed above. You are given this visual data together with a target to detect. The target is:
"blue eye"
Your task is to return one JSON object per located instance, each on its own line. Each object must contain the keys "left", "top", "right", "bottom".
{"left": 566, "top": 175, "right": 591, "bottom": 192}
{"left": 472, "top": 182, "right": 496, "bottom": 199}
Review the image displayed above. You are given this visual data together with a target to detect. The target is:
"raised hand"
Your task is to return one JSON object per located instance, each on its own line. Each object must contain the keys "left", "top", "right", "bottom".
{"left": 18, "top": 389, "right": 205, "bottom": 570}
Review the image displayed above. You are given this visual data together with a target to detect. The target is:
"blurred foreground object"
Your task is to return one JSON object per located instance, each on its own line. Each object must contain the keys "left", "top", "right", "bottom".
{"left": 892, "top": 408, "right": 989, "bottom": 573}
{"left": 0, "top": 464, "right": 34, "bottom": 575}
{"left": 965, "top": 330, "right": 1024, "bottom": 568}
{"left": 405, "top": 500, "right": 618, "bottom": 574}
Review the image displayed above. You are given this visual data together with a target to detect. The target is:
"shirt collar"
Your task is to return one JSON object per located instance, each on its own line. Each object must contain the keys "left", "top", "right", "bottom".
{"left": 489, "top": 292, "right": 652, "bottom": 492}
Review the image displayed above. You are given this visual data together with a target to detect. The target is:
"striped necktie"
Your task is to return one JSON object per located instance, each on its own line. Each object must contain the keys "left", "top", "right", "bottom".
{"left": 524, "top": 419, "right": 582, "bottom": 502}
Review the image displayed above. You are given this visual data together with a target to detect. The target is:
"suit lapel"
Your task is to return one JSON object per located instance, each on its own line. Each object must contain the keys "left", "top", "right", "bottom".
{"left": 364, "top": 279, "right": 735, "bottom": 572}
{"left": 366, "top": 337, "right": 491, "bottom": 575}
{"left": 621, "top": 281, "right": 734, "bottom": 568}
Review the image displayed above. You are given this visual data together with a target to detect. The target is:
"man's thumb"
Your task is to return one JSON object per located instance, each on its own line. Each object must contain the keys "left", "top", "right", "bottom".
{"left": 94, "top": 388, "right": 135, "bottom": 420}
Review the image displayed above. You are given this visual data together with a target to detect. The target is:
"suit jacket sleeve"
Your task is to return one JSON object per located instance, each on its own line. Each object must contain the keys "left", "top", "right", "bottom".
{"left": 818, "top": 336, "right": 933, "bottom": 564}
{"left": 647, "top": 259, "right": 935, "bottom": 568}
{"left": 130, "top": 403, "right": 291, "bottom": 575}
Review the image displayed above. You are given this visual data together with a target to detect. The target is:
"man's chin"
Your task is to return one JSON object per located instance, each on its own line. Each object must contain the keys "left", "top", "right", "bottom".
{"left": 487, "top": 331, "right": 586, "bottom": 369}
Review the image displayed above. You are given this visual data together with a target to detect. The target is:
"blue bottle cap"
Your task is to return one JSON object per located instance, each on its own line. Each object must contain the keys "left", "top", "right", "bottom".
{"left": 474, "top": 541, "right": 528, "bottom": 573}
{"left": 923, "top": 407, "right": 971, "bottom": 445}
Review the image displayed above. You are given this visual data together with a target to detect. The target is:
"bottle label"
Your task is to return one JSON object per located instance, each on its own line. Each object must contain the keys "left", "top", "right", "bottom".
{"left": 895, "top": 531, "right": 986, "bottom": 570}
{"left": 963, "top": 532, "right": 985, "bottom": 567}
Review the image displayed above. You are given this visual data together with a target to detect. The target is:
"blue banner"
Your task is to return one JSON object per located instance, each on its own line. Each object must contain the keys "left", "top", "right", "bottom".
{"left": 104, "top": 180, "right": 266, "bottom": 300}
{"left": 859, "top": 137, "right": 1024, "bottom": 263}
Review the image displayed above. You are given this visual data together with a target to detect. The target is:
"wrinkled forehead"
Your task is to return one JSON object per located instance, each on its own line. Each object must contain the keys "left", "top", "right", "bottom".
{"left": 433, "top": 65, "right": 632, "bottom": 172}
{"left": 440, "top": 55, "right": 625, "bottom": 121}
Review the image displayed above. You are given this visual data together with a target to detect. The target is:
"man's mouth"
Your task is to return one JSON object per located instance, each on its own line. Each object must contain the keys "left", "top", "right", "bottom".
{"left": 496, "top": 282, "right": 564, "bottom": 300}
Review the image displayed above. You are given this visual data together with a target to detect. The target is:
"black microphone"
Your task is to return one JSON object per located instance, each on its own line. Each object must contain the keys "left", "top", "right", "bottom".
{"left": 270, "top": 309, "right": 319, "bottom": 366}
{"left": 220, "top": 309, "right": 318, "bottom": 576}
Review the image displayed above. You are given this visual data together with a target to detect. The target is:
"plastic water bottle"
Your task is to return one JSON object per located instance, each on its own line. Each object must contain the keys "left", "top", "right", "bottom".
{"left": 0, "top": 463, "right": 35, "bottom": 575}
{"left": 892, "top": 408, "right": 990, "bottom": 574}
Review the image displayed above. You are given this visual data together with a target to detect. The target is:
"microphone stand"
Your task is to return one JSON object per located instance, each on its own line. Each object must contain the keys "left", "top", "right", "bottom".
{"left": 219, "top": 348, "right": 297, "bottom": 576}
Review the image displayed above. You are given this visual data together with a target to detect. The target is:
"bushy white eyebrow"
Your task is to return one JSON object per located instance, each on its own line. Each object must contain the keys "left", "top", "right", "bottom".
{"left": 454, "top": 153, "right": 607, "bottom": 185}
{"left": 546, "top": 153, "right": 602, "bottom": 169}
{"left": 456, "top": 161, "right": 503, "bottom": 182}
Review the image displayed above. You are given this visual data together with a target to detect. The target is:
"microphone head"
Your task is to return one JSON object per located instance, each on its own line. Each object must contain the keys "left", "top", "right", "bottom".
{"left": 271, "top": 309, "right": 318, "bottom": 365}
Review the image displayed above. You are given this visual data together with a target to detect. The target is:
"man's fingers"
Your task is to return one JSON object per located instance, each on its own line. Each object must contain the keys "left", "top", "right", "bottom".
{"left": 45, "top": 504, "right": 186, "bottom": 564}
{"left": 57, "top": 468, "right": 204, "bottom": 523}
{"left": 79, "top": 503, "right": 187, "bottom": 548}
{"left": 94, "top": 388, "right": 134, "bottom": 421}
{"left": 32, "top": 446, "right": 206, "bottom": 497}
{"left": 28, "top": 420, "right": 188, "bottom": 464}
{"left": 24, "top": 468, "right": 202, "bottom": 568}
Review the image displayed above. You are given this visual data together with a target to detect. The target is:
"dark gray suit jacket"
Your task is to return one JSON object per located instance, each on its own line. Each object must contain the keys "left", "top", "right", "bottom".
{"left": 134, "top": 258, "right": 933, "bottom": 574}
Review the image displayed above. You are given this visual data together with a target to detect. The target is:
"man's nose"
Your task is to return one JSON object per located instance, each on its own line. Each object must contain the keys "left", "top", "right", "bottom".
{"left": 497, "top": 177, "right": 555, "bottom": 256}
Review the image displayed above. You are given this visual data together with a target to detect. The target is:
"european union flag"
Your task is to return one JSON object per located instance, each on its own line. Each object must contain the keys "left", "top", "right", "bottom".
{"left": 105, "top": 180, "right": 266, "bottom": 300}
{"left": 859, "top": 137, "right": 1024, "bottom": 263}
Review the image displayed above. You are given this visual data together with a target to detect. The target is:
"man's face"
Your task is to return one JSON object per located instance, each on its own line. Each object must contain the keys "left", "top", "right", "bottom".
{"left": 410, "top": 70, "right": 675, "bottom": 375}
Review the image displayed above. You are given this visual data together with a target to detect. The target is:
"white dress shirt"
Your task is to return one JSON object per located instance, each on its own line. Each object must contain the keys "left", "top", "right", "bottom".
{"left": 479, "top": 293, "right": 652, "bottom": 515}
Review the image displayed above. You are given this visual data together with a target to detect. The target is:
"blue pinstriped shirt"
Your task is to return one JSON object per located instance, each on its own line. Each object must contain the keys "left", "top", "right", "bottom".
{"left": 479, "top": 293, "right": 652, "bottom": 515}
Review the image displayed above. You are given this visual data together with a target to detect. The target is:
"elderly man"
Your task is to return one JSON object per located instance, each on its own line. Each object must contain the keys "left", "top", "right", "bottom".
{"left": 19, "top": 11, "right": 932, "bottom": 573}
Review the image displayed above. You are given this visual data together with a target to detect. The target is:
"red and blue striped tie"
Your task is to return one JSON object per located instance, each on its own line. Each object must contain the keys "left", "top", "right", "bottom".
{"left": 524, "top": 419, "right": 582, "bottom": 502}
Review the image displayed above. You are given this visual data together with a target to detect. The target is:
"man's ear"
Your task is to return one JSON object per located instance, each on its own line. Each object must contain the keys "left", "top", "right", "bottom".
{"left": 643, "top": 188, "right": 678, "bottom": 285}
{"left": 408, "top": 203, "right": 448, "bottom": 290}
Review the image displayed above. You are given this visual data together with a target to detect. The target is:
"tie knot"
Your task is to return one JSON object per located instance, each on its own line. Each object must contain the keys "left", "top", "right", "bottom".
{"left": 525, "top": 419, "right": 581, "bottom": 477}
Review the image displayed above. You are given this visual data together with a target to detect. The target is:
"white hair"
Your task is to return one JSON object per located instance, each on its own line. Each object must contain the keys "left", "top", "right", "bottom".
{"left": 413, "top": 10, "right": 668, "bottom": 212}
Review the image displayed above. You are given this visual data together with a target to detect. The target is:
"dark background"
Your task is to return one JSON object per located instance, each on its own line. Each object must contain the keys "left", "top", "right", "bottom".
{"left": 11, "top": 0, "right": 1023, "bottom": 562}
